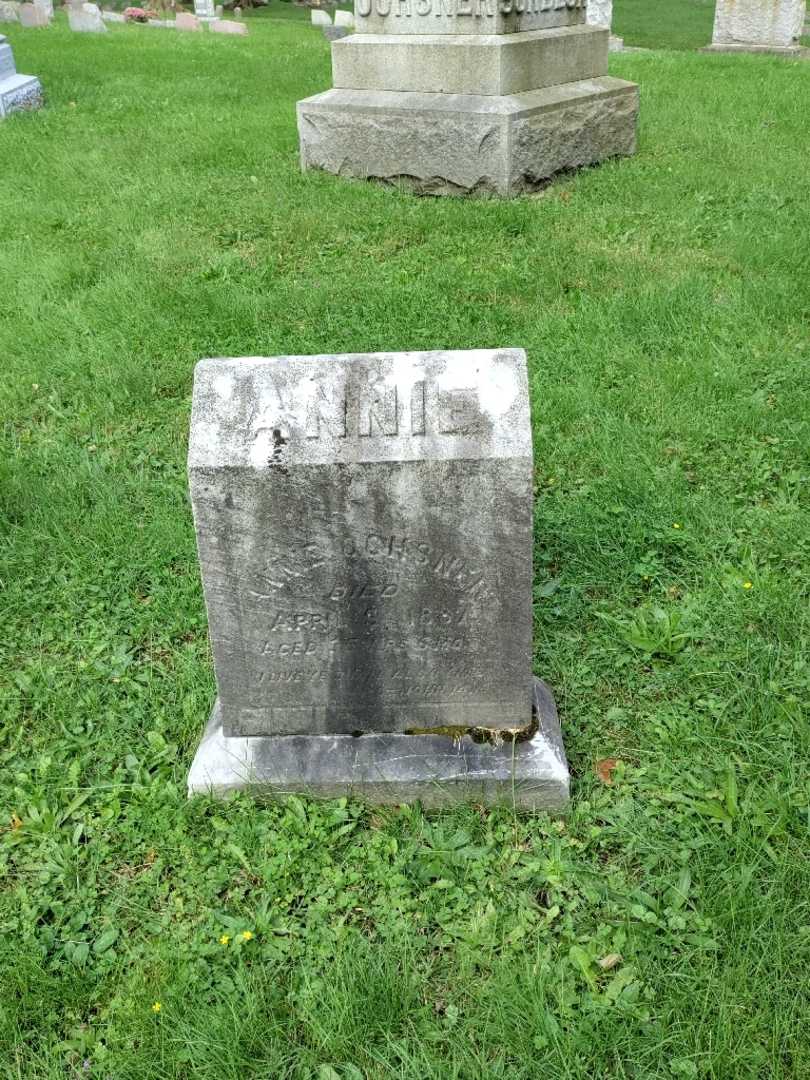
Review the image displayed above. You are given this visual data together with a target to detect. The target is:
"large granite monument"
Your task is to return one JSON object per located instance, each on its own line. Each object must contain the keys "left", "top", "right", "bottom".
{"left": 297, "top": 0, "right": 638, "bottom": 196}
{"left": 0, "top": 32, "right": 43, "bottom": 118}
{"left": 187, "top": 349, "right": 569, "bottom": 810}
{"left": 705, "top": 0, "right": 806, "bottom": 54}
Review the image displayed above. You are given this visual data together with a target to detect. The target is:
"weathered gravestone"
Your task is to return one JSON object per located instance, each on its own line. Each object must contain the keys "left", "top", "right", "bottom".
{"left": 176, "top": 11, "right": 201, "bottom": 30}
{"left": 586, "top": 0, "right": 623, "bottom": 51}
{"left": 187, "top": 349, "right": 570, "bottom": 810}
{"left": 0, "top": 2, "right": 21, "bottom": 23}
{"left": 0, "top": 31, "right": 43, "bottom": 117}
{"left": 297, "top": 0, "right": 638, "bottom": 196}
{"left": 67, "top": 1, "right": 106, "bottom": 31}
{"left": 193, "top": 0, "right": 215, "bottom": 20}
{"left": 19, "top": 3, "right": 49, "bottom": 25}
{"left": 210, "top": 16, "right": 247, "bottom": 33}
{"left": 334, "top": 8, "right": 354, "bottom": 27}
{"left": 705, "top": 0, "right": 806, "bottom": 53}
{"left": 311, "top": 7, "right": 331, "bottom": 25}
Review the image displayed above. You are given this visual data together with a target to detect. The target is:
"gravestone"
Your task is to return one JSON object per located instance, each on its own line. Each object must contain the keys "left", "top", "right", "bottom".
{"left": 0, "top": 2, "right": 20, "bottom": 22}
{"left": 334, "top": 8, "right": 353, "bottom": 27}
{"left": 187, "top": 349, "right": 570, "bottom": 810}
{"left": 210, "top": 17, "right": 247, "bottom": 33}
{"left": 586, "top": 0, "right": 623, "bottom": 51}
{"left": 176, "top": 11, "right": 201, "bottom": 29}
{"left": 311, "top": 8, "right": 331, "bottom": 25}
{"left": 297, "top": 0, "right": 638, "bottom": 196}
{"left": 193, "top": 0, "right": 215, "bottom": 20}
{"left": 19, "top": 3, "right": 49, "bottom": 25}
{"left": 34, "top": 0, "right": 52, "bottom": 16}
{"left": 68, "top": 1, "right": 106, "bottom": 30}
{"left": 705, "top": 0, "right": 805, "bottom": 53}
{"left": 0, "top": 32, "right": 43, "bottom": 117}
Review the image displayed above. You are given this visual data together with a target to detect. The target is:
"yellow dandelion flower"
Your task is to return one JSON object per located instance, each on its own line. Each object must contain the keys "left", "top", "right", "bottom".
{"left": 743, "top": 581, "right": 753, "bottom": 590}
{"left": 151, "top": 1002, "right": 162, "bottom": 1013}
{"left": 241, "top": 930, "right": 254, "bottom": 942}
{"left": 220, "top": 934, "right": 231, "bottom": 945}
{"left": 672, "top": 523, "right": 682, "bottom": 530}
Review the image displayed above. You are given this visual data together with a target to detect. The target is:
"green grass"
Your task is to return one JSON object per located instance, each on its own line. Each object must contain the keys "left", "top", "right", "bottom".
{"left": 1, "top": 10, "right": 810, "bottom": 1080}
{"left": 613, "top": 0, "right": 716, "bottom": 50}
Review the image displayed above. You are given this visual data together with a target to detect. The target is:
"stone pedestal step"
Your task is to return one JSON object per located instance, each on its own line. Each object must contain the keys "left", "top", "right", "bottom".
{"left": 298, "top": 76, "right": 638, "bottom": 197}
{"left": 332, "top": 24, "right": 608, "bottom": 96}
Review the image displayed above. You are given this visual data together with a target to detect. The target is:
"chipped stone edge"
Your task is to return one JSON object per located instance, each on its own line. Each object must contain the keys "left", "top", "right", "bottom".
{"left": 188, "top": 677, "right": 570, "bottom": 812}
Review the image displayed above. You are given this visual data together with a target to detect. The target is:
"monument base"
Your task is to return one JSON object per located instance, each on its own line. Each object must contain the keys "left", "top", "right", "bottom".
{"left": 0, "top": 73, "right": 42, "bottom": 118}
{"left": 297, "top": 76, "right": 638, "bottom": 197}
{"left": 701, "top": 42, "right": 803, "bottom": 56}
{"left": 188, "top": 678, "right": 570, "bottom": 812}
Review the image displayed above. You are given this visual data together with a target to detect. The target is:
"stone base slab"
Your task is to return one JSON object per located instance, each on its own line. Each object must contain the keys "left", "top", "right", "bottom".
{"left": 332, "top": 25, "right": 608, "bottom": 95}
{"left": 298, "top": 76, "right": 638, "bottom": 196}
{"left": 188, "top": 678, "right": 570, "bottom": 811}
{"left": 701, "top": 42, "right": 803, "bottom": 56}
{"left": 0, "top": 72, "right": 42, "bottom": 117}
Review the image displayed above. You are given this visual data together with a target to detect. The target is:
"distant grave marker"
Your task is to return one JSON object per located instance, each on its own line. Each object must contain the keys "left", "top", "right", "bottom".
{"left": 0, "top": 31, "right": 43, "bottom": 116}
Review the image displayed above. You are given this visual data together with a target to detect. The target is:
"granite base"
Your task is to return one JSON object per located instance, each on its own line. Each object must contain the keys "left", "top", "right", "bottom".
{"left": 188, "top": 677, "right": 570, "bottom": 811}
{"left": 701, "top": 42, "right": 803, "bottom": 56}
{"left": 297, "top": 76, "right": 638, "bottom": 196}
{"left": 0, "top": 72, "right": 42, "bottom": 117}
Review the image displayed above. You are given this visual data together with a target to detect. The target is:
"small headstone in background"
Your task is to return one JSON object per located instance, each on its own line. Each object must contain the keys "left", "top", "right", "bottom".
{"left": 175, "top": 10, "right": 201, "bottom": 29}
{"left": 233, "top": 4, "right": 241, "bottom": 16}
{"left": 0, "top": 30, "right": 14, "bottom": 73}
{"left": 333, "top": 8, "right": 353, "bottom": 27}
{"left": 0, "top": 2, "right": 20, "bottom": 22}
{"left": 187, "top": 349, "right": 570, "bottom": 810}
{"left": 214, "top": 2, "right": 221, "bottom": 13}
{"left": 585, "top": 0, "right": 623, "bottom": 51}
{"left": 0, "top": 31, "right": 43, "bottom": 117}
{"left": 210, "top": 16, "right": 246, "bottom": 33}
{"left": 310, "top": 8, "right": 330, "bottom": 26}
{"left": 706, "top": 0, "right": 805, "bottom": 53}
{"left": 33, "top": 0, "right": 52, "bottom": 17}
{"left": 193, "top": 0, "right": 215, "bottom": 20}
{"left": 67, "top": 1, "right": 107, "bottom": 30}
{"left": 19, "top": 2, "right": 50, "bottom": 25}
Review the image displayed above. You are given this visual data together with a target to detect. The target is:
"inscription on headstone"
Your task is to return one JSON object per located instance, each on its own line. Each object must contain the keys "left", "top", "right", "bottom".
{"left": 189, "top": 350, "right": 534, "bottom": 737}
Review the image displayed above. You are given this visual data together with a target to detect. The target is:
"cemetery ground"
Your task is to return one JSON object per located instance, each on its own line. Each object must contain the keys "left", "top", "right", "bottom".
{"left": 1, "top": 7, "right": 809, "bottom": 1078}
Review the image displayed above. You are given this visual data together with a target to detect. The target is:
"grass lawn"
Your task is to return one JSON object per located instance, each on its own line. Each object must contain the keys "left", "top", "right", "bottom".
{"left": 613, "top": 0, "right": 716, "bottom": 51}
{"left": 1, "top": 9, "right": 809, "bottom": 1079}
